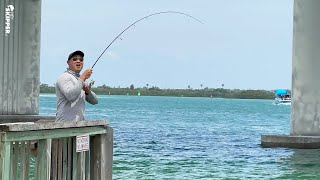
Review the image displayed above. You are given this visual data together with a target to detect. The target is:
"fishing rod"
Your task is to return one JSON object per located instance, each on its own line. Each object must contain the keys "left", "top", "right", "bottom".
{"left": 91, "top": 11, "right": 203, "bottom": 69}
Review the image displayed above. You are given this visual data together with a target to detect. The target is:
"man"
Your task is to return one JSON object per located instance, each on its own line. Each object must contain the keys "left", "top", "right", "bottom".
{"left": 55, "top": 50, "right": 98, "bottom": 122}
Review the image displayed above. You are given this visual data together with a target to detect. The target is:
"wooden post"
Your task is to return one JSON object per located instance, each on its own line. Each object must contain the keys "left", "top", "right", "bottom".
{"left": 21, "top": 141, "right": 31, "bottom": 180}
{"left": 67, "top": 138, "right": 72, "bottom": 180}
{"left": 10, "top": 141, "right": 17, "bottom": 179}
{"left": 72, "top": 137, "right": 78, "bottom": 180}
{"left": 85, "top": 150, "right": 90, "bottom": 180}
{"left": 91, "top": 134, "right": 102, "bottom": 180}
{"left": 62, "top": 138, "right": 68, "bottom": 180}
{"left": 36, "top": 139, "right": 51, "bottom": 180}
{"left": 90, "top": 126, "right": 113, "bottom": 180}
{"left": 78, "top": 152, "right": 86, "bottom": 180}
{"left": 52, "top": 139, "right": 58, "bottom": 179}
{"left": 0, "top": 135, "right": 11, "bottom": 180}
{"left": 58, "top": 139, "right": 63, "bottom": 180}
{"left": 104, "top": 127, "right": 113, "bottom": 180}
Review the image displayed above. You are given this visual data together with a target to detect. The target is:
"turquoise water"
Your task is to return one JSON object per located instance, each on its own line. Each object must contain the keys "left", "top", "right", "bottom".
{"left": 40, "top": 94, "right": 320, "bottom": 179}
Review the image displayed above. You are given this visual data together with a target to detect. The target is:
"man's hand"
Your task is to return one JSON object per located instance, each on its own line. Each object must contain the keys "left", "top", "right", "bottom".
{"left": 80, "top": 69, "right": 93, "bottom": 82}
{"left": 83, "top": 83, "right": 91, "bottom": 95}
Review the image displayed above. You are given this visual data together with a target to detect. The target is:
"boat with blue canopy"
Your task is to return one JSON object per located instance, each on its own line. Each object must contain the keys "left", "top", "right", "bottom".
{"left": 274, "top": 89, "right": 291, "bottom": 105}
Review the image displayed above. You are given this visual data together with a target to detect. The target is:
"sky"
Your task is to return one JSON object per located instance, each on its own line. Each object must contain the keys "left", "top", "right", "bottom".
{"left": 40, "top": 0, "right": 293, "bottom": 90}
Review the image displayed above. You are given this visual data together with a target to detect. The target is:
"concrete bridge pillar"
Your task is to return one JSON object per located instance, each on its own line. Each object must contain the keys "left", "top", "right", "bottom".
{"left": 291, "top": 0, "right": 320, "bottom": 136}
{"left": 0, "top": 0, "right": 41, "bottom": 115}
{"left": 262, "top": 0, "right": 320, "bottom": 148}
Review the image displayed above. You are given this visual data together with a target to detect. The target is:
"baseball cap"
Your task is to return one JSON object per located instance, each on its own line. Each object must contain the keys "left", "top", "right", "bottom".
{"left": 68, "top": 50, "right": 84, "bottom": 60}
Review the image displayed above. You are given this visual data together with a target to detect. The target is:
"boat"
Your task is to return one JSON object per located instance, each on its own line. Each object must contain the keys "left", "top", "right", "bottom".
{"left": 274, "top": 89, "right": 291, "bottom": 105}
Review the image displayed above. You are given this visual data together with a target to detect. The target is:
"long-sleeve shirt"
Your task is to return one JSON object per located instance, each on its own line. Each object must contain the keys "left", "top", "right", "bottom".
{"left": 55, "top": 69, "right": 98, "bottom": 122}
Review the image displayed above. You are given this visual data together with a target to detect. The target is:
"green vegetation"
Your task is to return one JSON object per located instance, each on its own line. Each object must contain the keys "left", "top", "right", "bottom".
{"left": 40, "top": 84, "right": 55, "bottom": 93}
{"left": 40, "top": 83, "right": 277, "bottom": 99}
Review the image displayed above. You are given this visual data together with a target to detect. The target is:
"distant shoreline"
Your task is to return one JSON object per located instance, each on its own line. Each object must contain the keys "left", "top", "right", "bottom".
{"left": 40, "top": 84, "right": 277, "bottom": 99}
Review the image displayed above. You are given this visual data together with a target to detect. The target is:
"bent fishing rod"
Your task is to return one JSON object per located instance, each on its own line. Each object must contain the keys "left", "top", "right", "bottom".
{"left": 91, "top": 11, "right": 203, "bottom": 69}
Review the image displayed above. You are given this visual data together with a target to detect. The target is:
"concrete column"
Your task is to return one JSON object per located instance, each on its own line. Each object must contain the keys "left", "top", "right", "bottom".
{"left": 0, "top": 0, "right": 41, "bottom": 115}
{"left": 291, "top": 0, "right": 320, "bottom": 135}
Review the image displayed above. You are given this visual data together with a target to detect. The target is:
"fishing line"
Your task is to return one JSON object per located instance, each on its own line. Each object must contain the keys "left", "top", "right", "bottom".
{"left": 91, "top": 11, "right": 203, "bottom": 69}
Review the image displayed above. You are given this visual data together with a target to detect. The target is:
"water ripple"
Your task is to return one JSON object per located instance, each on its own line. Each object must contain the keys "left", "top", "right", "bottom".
{"left": 39, "top": 95, "right": 320, "bottom": 179}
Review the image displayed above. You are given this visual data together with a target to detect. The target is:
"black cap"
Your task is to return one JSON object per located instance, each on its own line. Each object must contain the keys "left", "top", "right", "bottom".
{"left": 68, "top": 50, "right": 84, "bottom": 60}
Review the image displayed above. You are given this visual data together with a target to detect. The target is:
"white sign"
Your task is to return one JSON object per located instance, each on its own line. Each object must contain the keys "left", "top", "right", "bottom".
{"left": 76, "top": 135, "right": 90, "bottom": 152}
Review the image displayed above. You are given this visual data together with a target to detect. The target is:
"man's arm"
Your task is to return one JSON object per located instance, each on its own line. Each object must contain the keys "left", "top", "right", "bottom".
{"left": 57, "top": 74, "right": 83, "bottom": 102}
{"left": 85, "top": 91, "right": 98, "bottom": 105}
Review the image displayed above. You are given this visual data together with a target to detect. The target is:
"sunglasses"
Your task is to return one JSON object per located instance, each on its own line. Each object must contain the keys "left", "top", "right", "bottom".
{"left": 72, "top": 57, "right": 83, "bottom": 62}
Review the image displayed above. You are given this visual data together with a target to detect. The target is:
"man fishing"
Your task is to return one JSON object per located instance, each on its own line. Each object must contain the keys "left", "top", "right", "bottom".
{"left": 55, "top": 50, "right": 98, "bottom": 122}
{"left": 54, "top": 12, "right": 200, "bottom": 122}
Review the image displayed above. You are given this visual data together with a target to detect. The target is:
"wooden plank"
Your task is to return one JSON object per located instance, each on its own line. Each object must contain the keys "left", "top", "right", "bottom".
{"left": 0, "top": 136, "right": 3, "bottom": 178}
{"left": 34, "top": 141, "right": 38, "bottom": 180}
{"left": 78, "top": 152, "right": 85, "bottom": 180}
{"left": 90, "top": 137, "right": 94, "bottom": 180}
{"left": 36, "top": 139, "right": 51, "bottom": 180}
{"left": 104, "top": 127, "right": 113, "bottom": 180}
{"left": 3, "top": 126, "right": 107, "bottom": 142}
{"left": 91, "top": 135, "right": 101, "bottom": 180}
{"left": 21, "top": 141, "right": 30, "bottom": 180}
{"left": 91, "top": 127, "right": 113, "bottom": 180}
{"left": 67, "top": 138, "right": 72, "bottom": 180}
{"left": 19, "top": 142, "right": 26, "bottom": 180}
{"left": 0, "top": 120, "right": 109, "bottom": 132}
{"left": 58, "top": 139, "right": 63, "bottom": 180}
{"left": 0, "top": 141, "right": 12, "bottom": 180}
{"left": 72, "top": 138, "right": 78, "bottom": 180}
{"left": 10, "top": 141, "right": 17, "bottom": 180}
{"left": 85, "top": 150, "right": 90, "bottom": 180}
{"left": 51, "top": 139, "right": 58, "bottom": 180}
{"left": 62, "top": 138, "right": 68, "bottom": 180}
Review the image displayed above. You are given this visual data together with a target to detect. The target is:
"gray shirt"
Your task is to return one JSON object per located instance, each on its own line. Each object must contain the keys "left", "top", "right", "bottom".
{"left": 55, "top": 69, "right": 98, "bottom": 122}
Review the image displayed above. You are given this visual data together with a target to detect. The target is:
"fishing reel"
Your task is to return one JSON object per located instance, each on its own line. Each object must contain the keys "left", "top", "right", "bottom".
{"left": 89, "top": 79, "right": 95, "bottom": 88}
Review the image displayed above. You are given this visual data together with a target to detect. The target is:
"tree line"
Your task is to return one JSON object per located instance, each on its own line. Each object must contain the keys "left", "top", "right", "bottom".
{"left": 40, "top": 83, "right": 278, "bottom": 99}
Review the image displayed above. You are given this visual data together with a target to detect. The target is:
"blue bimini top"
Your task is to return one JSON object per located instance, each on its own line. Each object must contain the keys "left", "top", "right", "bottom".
{"left": 275, "top": 89, "right": 288, "bottom": 96}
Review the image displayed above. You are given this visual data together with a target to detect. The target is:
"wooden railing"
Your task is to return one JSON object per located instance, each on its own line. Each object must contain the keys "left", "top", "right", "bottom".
{"left": 0, "top": 120, "right": 113, "bottom": 180}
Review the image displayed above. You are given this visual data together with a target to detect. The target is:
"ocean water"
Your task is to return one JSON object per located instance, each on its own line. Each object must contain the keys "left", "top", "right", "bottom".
{"left": 40, "top": 94, "right": 320, "bottom": 179}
